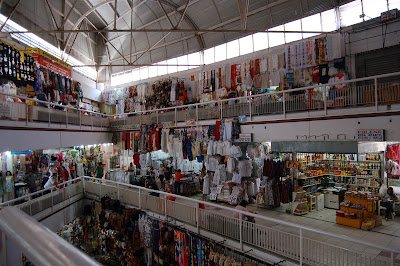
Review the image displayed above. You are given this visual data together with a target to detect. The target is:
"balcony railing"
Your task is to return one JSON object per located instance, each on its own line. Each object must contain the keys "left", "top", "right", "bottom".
{"left": 0, "top": 72, "right": 399, "bottom": 130}
{"left": 1, "top": 176, "right": 398, "bottom": 265}
{"left": 0, "top": 92, "right": 109, "bottom": 129}
{"left": 109, "top": 71, "right": 400, "bottom": 128}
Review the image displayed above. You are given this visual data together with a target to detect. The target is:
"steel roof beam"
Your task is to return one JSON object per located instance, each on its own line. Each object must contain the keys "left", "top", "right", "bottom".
{"left": 82, "top": 0, "right": 109, "bottom": 27}
{"left": 0, "top": 0, "right": 21, "bottom": 31}
{"left": 5, "top": 28, "right": 328, "bottom": 34}
{"left": 237, "top": 0, "right": 250, "bottom": 30}
{"left": 46, "top": 0, "right": 97, "bottom": 45}
{"left": 72, "top": 64, "right": 202, "bottom": 67}
{"left": 60, "top": 0, "right": 79, "bottom": 30}
{"left": 157, "top": 0, "right": 175, "bottom": 28}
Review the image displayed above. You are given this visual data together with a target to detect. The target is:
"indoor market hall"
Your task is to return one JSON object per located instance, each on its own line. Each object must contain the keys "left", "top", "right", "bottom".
{"left": 0, "top": 0, "right": 400, "bottom": 265}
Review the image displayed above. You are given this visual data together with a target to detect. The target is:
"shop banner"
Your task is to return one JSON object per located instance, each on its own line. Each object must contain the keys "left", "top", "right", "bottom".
{"left": 357, "top": 130, "right": 384, "bottom": 141}
{"left": 27, "top": 47, "right": 72, "bottom": 77}
{"left": 11, "top": 151, "right": 32, "bottom": 155}
{"left": 32, "top": 54, "right": 72, "bottom": 77}
{"left": 238, "top": 133, "right": 252, "bottom": 142}
{"left": 286, "top": 161, "right": 299, "bottom": 169}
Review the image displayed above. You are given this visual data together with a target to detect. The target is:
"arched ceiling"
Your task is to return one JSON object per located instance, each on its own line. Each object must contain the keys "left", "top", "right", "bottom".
{"left": 0, "top": 0, "right": 354, "bottom": 81}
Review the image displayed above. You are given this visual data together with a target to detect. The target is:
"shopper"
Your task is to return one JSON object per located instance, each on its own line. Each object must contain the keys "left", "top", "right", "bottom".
{"left": 234, "top": 201, "right": 257, "bottom": 223}
{"left": 96, "top": 163, "right": 104, "bottom": 179}
{"left": 44, "top": 173, "right": 58, "bottom": 194}
{"left": 145, "top": 176, "right": 159, "bottom": 197}
{"left": 61, "top": 166, "right": 70, "bottom": 185}
{"left": 128, "top": 162, "right": 135, "bottom": 184}
{"left": 26, "top": 171, "right": 37, "bottom": 196}
{"left": 381, "top": 186, "right": 399, "bottom": 221}
{"left": 174, "top": 169, "right": 182, "bottom": 195}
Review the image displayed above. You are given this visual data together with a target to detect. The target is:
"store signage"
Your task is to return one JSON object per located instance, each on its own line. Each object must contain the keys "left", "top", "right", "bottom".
{"left": 27, "top": 47, "right": 72, "bottom": 77}
{"left": 286, "top": 161, "right": 299, "bottom": 169}
{"left": 11, "top": 151, "right": 32, "bottom": 155}
{"left": 357, "top": 130, "right": 384, "bottom": 141}
{"left": 381, "top": 9, "right": 397, "bottom": 22}
{"left": 238, "top": 133, "right": 252, "bottom": 142}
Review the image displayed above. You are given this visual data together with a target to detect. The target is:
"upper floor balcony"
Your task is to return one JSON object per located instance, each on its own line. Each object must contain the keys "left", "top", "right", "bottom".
{"left": 0, "top": 72, "right": 399, "bottom": 132}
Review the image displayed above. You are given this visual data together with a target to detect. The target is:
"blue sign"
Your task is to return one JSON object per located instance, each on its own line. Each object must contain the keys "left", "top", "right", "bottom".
{"left": 11, "top": 151, "right": 32, "bottom": 155}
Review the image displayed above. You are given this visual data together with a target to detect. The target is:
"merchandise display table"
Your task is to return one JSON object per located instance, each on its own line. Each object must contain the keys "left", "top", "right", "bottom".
{"left": 180, "top": 178, "right": 199, "bottom": 196}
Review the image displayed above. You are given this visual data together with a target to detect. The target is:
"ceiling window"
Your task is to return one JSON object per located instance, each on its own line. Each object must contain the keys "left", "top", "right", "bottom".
{"left": 148, "top": 66, "right": 158, "bottom": 78}
{"left": 389, "top": 0, "right": 400, "bottom": 9}
{"left": 339, "top": 0, "right": 363, "bottom": 27}
{"left": 253, "top": 32, "right": 268, "bottom": 51}
{"left": 140, "top": 67, "right": 149, "bottom": 80}
{"left": 157, "top": 61, "right": 168, "bottom": 76}
{"left": 177, "top": 55, "right": 189, "bottom": 72}
{"left": 204, "top": 47, "right": 215, "bottom": 65}
{"left": 239, "top": 35, "right": 253, "bottom": 55}
{"left": 362, "top": 0, "right": 389, "bottom": 21}
{"left": 132, "top": 69, "right": 140, "bottom": 81}
{"left": 302, "top": 14, "right": 321, "bottom": 39}
{"left": 214, "top": 43, "right": 227, "bottom": 62}
{"left": 268, "top": 25, "right": 285, "bottom": 47}
{"left": 226, "top": 39, "right": 239, "bottom": 59}
{"left": 167, "top": 58, "right": 178, "bottom": 74}
{"left": 188, "top": 52, "right": 201, "bottom": 69}
{"left": 0, "top": 14, "right": 97, "bottom": 80}
{"left": 321, "top": 9, "right": 338, "bottom": 32}
{"left": 284, "top": 19, "right": 303, "bottom": 43}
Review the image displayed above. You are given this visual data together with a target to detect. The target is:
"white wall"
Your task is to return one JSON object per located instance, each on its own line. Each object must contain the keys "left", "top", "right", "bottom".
{"left": 71, "top": 70, "right": 102, "bottom": 102}
{"left": 242, "top": 113, "right": 400, "bottom": 143}
{"left": 0, "top": 130, "right": 112, "bottom": 152}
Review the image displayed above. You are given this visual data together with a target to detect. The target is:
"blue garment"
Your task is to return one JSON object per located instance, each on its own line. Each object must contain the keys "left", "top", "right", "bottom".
{"left": 186, "top": 137, "right": 193, "bottom": 161}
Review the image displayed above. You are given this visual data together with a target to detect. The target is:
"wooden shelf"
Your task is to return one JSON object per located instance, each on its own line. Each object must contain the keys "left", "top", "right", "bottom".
{"left": 336, "top": 216, "right": 363, "bottom": 228}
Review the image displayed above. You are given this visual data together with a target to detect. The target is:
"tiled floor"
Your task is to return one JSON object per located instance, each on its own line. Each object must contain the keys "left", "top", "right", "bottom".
{"left": 181, "top": 193, "right": 400, "bottom": 261}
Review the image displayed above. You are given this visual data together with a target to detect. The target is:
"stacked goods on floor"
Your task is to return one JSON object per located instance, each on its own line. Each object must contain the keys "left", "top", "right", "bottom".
{"left": 336, "top": 191, "right": 380, "bottom": 229}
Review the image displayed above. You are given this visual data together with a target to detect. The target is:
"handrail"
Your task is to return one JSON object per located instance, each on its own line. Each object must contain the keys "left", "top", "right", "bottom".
{"left": 1, "top": 175, "right": 398, "bottom": 261}
{"left": 0, "top": 92, "right": 104, "bottom": 117}
{"left": 0, "top": 177, "right": 82, "bottom": 207}
{"left": 1, "top": 71, "right": 399, "bottom": 120}
{"left": 0, "top": 207, "right": 101, "bottom": 266}
{"left": 108, "top": 71, "right": 400, "bottom": 118}
{"left": 86, "top": 177, "right": 399, "bottom": 254}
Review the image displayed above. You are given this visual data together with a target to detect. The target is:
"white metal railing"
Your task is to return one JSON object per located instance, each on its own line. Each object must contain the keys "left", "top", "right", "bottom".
{"left": 108, "top": 71, "right": 400, "bottom": 127}
{"left": 0, "top": 207, "right": 100, "bottom": 266}
{"left": 1, "top": 72, "right": 400, "bottom": 130}
{"left": 0, "top": 92, "right": 109, "bottom": 129}
{"left": 2, "top": 176, "right": 396, "bottom": 265}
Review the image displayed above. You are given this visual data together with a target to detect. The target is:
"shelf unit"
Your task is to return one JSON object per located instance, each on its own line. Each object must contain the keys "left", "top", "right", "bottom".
{"left": 292, "top": 191, "right": 308, "bottom": 215}
{"left": 336, "top": 196, "right": 376, "bottom": 229}
{"left": 296, "top": 152, "right": 383, "bottom": 193}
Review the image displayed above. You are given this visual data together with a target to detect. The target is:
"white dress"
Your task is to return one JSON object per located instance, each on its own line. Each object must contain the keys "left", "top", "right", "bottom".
{"left": 203, "top": 174, "right": 210, "bottom": 195}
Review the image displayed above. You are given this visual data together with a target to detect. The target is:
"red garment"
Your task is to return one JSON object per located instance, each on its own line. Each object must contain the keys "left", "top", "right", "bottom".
{"left": 133, "top": 154, "right": 140, "bottom": 166}
{"left": 215, "top": 120, "right": 220, "bottom": 141}
{"left": 148, "top": 130, "right": 153, "bottom": 152}
{"left": 155, "top": 128, "right": 160, "bottom": 150}
{"left": 62, "top": 168, "right": 69, "bottom": 182}
{"left": 175, "top": 172, "right": 182, "bottom": 182}
{"left": 126, "top": 131, "right": 131, "bottom": 150}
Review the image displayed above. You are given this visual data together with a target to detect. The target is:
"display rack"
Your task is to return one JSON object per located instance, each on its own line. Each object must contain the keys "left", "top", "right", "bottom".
{"left": 296, "top": 152, "right": 383, "bottom": 193}
{"left": 292, "top": 191, "right": 308, "bottom": 215}
{"left": 336, "top": 196, "right": 376, "bottom": 229}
